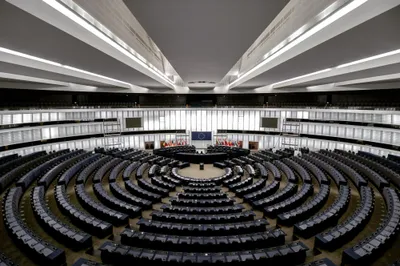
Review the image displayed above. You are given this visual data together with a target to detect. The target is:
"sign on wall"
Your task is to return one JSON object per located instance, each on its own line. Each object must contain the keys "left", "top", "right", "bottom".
{"left": 260, "top": 117, "right": 279, "bottom": 128}
{"left": 125, "top": 117, "right": 143, "bottom": 128}
{"left": 191, "top": 131, "right": 212, "bottom": 141}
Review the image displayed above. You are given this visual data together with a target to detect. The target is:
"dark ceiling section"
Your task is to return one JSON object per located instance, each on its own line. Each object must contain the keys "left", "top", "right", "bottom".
{"left": 1, "top": 88, "right": 399, "bottom": 109}
{"left": 241, "top": 5, "right": 400, "bottom": 88}
{"left": 125, "top": 0, "right": 289, "bottom": 85}
{"left": 0, "top": 1, "right": 164, "bottom": 88}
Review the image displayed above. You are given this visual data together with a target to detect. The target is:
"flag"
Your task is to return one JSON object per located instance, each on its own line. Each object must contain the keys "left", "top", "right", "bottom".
{"left": 191, "top": 131, "right": 212, "bottom": 140}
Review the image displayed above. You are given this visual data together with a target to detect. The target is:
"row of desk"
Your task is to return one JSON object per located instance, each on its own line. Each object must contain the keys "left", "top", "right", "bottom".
{"left": 174, "top": 152, "right": 228, "bottom": 164}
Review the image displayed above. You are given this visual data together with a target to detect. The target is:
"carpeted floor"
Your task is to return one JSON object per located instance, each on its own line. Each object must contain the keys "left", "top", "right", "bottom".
{"left": 1, "top": 161, "right": 398, "bottom": 266}
{"left": 178, "top": 164, "right": 225, "bottom": 179}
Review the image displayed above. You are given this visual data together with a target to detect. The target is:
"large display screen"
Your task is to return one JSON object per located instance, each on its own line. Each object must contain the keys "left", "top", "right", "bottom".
{"left": 191, "top": 131, "right": 212, "bottom": 140}
{"left": 261, "top": 117, "right": 279, "bottom": 128}
{"left": 125, "top": 117, "right": 142, "bottom": 128}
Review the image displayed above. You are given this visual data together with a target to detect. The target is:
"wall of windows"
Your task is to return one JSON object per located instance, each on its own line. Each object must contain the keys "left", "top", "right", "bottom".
{"left": 1, "top": 133, "right": 398, "bottom": 157}
{"left": 0, "top": 108, "right": 399, "bottom": 156}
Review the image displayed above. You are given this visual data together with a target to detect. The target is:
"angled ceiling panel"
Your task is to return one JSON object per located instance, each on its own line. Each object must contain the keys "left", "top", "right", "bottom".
{"left": 0, "top": 0, "right": 166, "bottom": 88}
{"left": 73, "top": 0, "right": 185, "bottom": 87}
{"left": 0, "top": 61, "right": 111, "bottom": 87}
{"left": 283, "top": 63, "right": 400, "bottom": 88}
{"left": 240, "top": 5, "right": 400, "bottom": 88}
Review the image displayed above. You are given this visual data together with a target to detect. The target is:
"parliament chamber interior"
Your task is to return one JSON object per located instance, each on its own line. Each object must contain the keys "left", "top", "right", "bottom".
{"left": 0, "top": 0, "right": 400, "bottom": 265}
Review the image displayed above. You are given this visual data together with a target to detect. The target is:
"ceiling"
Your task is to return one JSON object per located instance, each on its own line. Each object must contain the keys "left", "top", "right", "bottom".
{"left": 124, "top": 0, "right": 290, "bottom": 86}
{"left": 0, "top": 77, "right": 56, "bottom": 86}
{"left": 0, "top": 0, "right": 164, "bottom": 88}
{"left": 0, "top": 0, "right": 399, "bottom": 94}
{"left": 284, "top": 63, "right": 400, "bottom": 88}
{"left": 0, "top": 61, "right": 110, "bottom": 87}
{"left": 241, "top": 5, "right": 400, "bottom": 89}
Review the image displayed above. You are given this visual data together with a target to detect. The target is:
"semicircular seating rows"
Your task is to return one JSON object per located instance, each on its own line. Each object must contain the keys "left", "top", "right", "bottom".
{"left": 0, "top": 147, "right": 399, "bottom": 265}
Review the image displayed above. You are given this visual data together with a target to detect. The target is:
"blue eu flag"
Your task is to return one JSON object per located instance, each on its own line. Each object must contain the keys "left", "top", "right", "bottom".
{"left": 191, "top": 131, "right": 212, "bottom": 140}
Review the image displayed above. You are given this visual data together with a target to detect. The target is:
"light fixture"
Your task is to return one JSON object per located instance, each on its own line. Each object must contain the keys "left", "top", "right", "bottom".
{"left": 272, "top": 68, "right": 332, "bottom": 88}
{"left": 0, "top": 47, "right": 61, "bottom": 67}
{"left": 270, "top": 47, "right": 400, "bottom": 88}
{"left": 229, "top": 0, "right": 368, "bottom": 88}
{"left": 336, "top": 48, "right": 400, "bottom": 68}
{"left": 0, "top": 46, "right": 133, "bottom": 87}
{"left": 232, "top": 71, "right": 240, "bottom": 77}
{"left": 42, "top": 0, "right": 175, "bottom": 87}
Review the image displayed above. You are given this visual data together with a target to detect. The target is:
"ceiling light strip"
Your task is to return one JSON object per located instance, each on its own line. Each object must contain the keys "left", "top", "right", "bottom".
{"left": 229, "top": 0, "right": 368, "bottom": 88}
{"left": 0, "top": 47, "right": 62, "bottom": 67}
{"left": 260, "top": 1, "right": 346, "bottom": 65}
{"left": 42, "top": 0, "right": 175, "bottom": 87}
{"left": 56, "top": 0, "right": 167, "bottom": 78}
{"left": 0, "top": 46, "right": 133, "bottom": 87}
{"left": 271, "top": 68, "right": 332, "bottom": 88}
{"left": 0, "top": 71, "right": 69, "bottom": 86}
{"left": 271, "top": 47, "right": 400, "bottom": 88}
{"left": 336, "top": 48, "right": 400, "bottom": 68}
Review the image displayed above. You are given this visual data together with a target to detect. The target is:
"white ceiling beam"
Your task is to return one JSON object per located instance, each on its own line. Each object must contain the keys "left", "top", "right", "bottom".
{"left": 0, "top": 72, "right": 69, "bottom": 86}
{"left": 0, "top": 82, "right": 64, "bottom": 90}
{"left": 254, "top": 83, "right": 398, "bottom": 94}
{"left": 0, "top": 82, "right": 150, "bottom": 93}
{"left": 228, "top": 0, "right": 400, "bottom": 89}
{"left": 0, "top": 47, "right": 137, "bottom": 89}
{"left": 336, "top": 73, "right": 400, "bottom": 86}
{"left": 7, "top": 0, "right": 177, "bottom": 89}
{"left": 270, "top": 49, "right": 400, "bottom": 89}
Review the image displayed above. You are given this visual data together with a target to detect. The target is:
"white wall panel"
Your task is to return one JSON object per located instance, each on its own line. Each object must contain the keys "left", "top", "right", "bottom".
{"left": 254, "top": 111, "right": 260, "bottom": 130}
{"left": 181, "top": 110, "right": 187, "bottom": 131}
{"left": 2, "top": 114, "right": 11, "bottom": 124}
{"left": 322, "top": 124, "right": 330, "bottom": 136}
{"left": 371, "top": 130, "right": 380, "bottom": 142}
{"left": 337, "top": 127, "right": 345, "bottom": 137}
{"left": 171, "top": 111, "right": 176, "bottom": 131}
{"left": 393, "top": 114, "right": 400, "bottom": 125}
{"left": 220, "top": 111, "right": 226, "bottom": 130}
{"left": 205, "top": 111, "right": 211, "bottom": 131}
{"left": 363, "top": 129, "right": 371, "bottom": 141}
{"left": 23, "top": 114, "right": 31, "bottom": 123}
{"left": 243, "top": 111, "right": 249, "bottom": 131}
{"left": 174, "top": 110, "right": 180, "bottom": 131}
{"left": 238, "top": 111, "right": 243, "bottom": 130}
{"left": 186, "top": 111, "right": 191, "bottom": 132}
{"left": 13, "top": 114, "right": 22, "bottom": 124}
{"left": 0, "top": 123, "right": 103, "bottom": 146}
{"left": 382, "top": 131, "right": 391, "bottom": 143}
